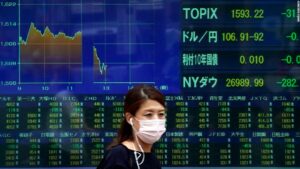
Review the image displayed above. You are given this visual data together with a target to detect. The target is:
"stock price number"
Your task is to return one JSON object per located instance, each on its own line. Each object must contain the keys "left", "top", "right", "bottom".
{"left": 0, "top": 81, "right": 17, "bottom": 86}
{"left": 0, "top": 22, "right": 17, "bottom": 27}
{"left": 231, "top": 9, "right": 264, "bottom": 19}
{"left": 281, "top": 8, "right": 297, "bottom": 18}
{"left": 226, "top": 78, "right": 264, "bottom": 88}
{"left": 222, "top": 32, "right": 264, "bottom": 42}
{"left": 277, "top": 78, "right": 298, "bottom": 88}
{"left": 240, "top": 55, "right": 264, "bottom": 65}
{"left": 0, "top": 41, "right": 17, "bottom": 47}
{"left": 0, "top": 1, "right": 17, "bottom": 7}
{"left": 281, "top": 55, "right": 300, "bottom": 65}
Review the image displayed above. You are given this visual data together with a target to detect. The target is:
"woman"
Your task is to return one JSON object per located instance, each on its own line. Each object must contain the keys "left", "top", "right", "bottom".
{"left": 97, "top": 85, "right": 166, "bottom": 169}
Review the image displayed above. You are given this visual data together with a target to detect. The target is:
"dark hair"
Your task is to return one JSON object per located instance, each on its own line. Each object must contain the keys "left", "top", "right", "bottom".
{"left": 107, "top": 84, "right": 165, "bottom": 149}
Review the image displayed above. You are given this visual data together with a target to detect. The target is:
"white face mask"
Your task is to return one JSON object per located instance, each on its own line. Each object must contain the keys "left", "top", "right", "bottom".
{"left": 131, "top": 118, "right": 166, "bottom": 144}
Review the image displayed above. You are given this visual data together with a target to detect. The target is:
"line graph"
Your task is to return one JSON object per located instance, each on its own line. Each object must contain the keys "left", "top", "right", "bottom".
{"left": 0, "top": 0, "right": 180, "bottom": 94}
{"left": 93, "top": 46, "right": 107, "bottom": 77}
{"left": 91, "top": 1, "right": 157, "bottom": 84}
{"left": 20, "top": 23, "right": 82, "bottom": 84}
{"left": 19, "top": 0, "right": 83, "bottom": 84}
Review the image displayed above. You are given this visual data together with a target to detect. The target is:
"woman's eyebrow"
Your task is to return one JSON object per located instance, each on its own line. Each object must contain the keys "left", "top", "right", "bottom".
{"left": 143, "top": 108, "right": 165, "bottom": 112}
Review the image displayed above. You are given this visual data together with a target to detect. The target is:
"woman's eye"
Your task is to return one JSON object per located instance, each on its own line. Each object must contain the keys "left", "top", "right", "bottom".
{"left": 144, "top": 114, "right": 152, "bottom": 117}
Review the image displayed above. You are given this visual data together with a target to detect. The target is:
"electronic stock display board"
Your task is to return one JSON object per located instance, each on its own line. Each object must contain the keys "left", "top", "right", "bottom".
{"left": 0, "top": 0, "right": 300, "bottom": 168}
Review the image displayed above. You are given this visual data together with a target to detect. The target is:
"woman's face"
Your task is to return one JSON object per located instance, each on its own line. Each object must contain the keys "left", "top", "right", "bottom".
{"left": 130, "top": 99, "right": 166, "bottom": 130}
{"left": 131, "top": 99, "right": 166, "bottom": 144}
{"left": 135, "top": 99, "right": 166, "bottom": 121}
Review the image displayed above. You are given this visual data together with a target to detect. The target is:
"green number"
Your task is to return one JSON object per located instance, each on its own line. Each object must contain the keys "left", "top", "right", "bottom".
{"left": 222, "top": 32, "right": 236, "bottom": 42}
{"left": 254, "top": 9, "right": 264, "bottom": 19}
{"left": 240, "top": 33, "right": 249, "bottom": 41}
{"left": 283, "top": 55, "right": 300, "bottom": 64}
{"left": 231, "top": 9, "right": 250, "bottom": 19}
{"left": 280, "top": 78, "right": 298, "bottom": 88}
{"left": 254, "top": 78, "right": 264, "bottom": 87}
{"left": 249, "top": 55, "right": 264, "bottom": 64}
{"left": 254, "top": 32, "right": 264, "bottom": 41}
{"left": 240, "top": 55, "right": 246, "bottom": 64}
{"left": 226, "top": 78, "right": 250, "bottom": 87}
{"left": 286, "top": 9, "right": 296, "bottom": 18}
{"left": 284, "top": 55, "right": 293, "bottom": 64}
{"left": 289, "top": 32, "right": 298, "bottom": 41}
{"left": 239, "top": 55, "right": 264, "bottom": 65}
{"left": 296, "top": 55, "right": 300, "bottom": 64}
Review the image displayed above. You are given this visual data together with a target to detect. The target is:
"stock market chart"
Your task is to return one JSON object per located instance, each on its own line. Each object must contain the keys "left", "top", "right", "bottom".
{"left": 1, "top": 0, "right": 179, "bottom": 94}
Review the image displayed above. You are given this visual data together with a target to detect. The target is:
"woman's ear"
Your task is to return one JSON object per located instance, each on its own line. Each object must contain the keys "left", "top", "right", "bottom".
{"left": 125, "top": 112, "right": 133, "bottom": 125}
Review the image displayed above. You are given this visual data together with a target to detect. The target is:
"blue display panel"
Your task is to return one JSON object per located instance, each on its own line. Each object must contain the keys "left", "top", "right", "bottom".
{"left": 0, "top": 0, "right": 300, "bottom": 168}
{"left": 0, "top": 0, "right": 180, "bottom": 94}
